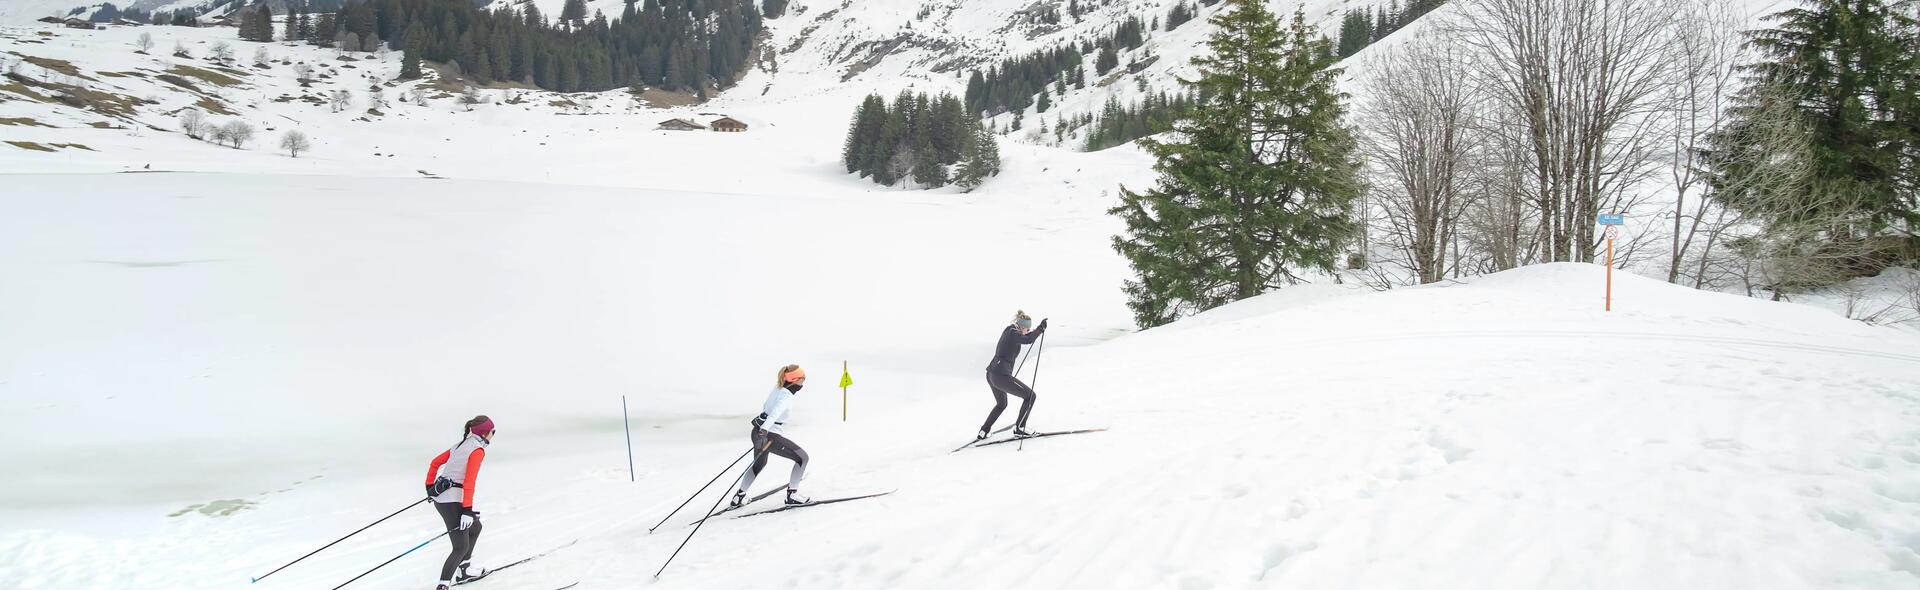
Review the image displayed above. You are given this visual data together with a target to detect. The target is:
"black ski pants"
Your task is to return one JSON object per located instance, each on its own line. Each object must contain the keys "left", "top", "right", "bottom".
{"left": 433, "top": 500, "right": 481, "bottom": 582}
{"left": 982, "top": 368, "right": 1037, "bottom": 432}
{"left": 740, "top": 428, "right": 808, "bottom": 492}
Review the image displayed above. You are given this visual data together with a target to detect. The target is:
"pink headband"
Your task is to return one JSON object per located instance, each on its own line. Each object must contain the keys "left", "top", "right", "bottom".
{"left": 470, "top": 418, "right": 495, "bottom": 437}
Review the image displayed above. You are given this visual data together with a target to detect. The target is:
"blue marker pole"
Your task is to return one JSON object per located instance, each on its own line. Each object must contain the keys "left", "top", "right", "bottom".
{"left": 623, "top": 395, "right": 636, "bottom": 482}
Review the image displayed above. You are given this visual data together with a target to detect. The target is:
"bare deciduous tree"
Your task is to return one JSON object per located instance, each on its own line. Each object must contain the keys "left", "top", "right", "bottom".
{"left": 253, "top": 47, "right": 271, "bottom": 67}
{"left": 329, "top": 89, "right": 353, "bottom": 112}
{"left": 1358, "top": 33, "right": 1483, "bottom": 284}
{"left": 1662, "top": 0, "right": 1746, "bottom": 284}
{"left": 172, "top": 41, "right": 191, "bottom": 58}
{"left": 210, "top": 120, "right": 255, "bottom": 148}
{"left": 293, "top": 63, "right": 314, "bottom": 86}
{"left": 178, "top": 108, "right": 208, "bottom": 139}
{"left": 280, "top": 130, "right": 311, "bottom": 157}
{"left": 210, "top": 41, "right": 235, "bottom": 63}
{"left": 136, "top": 32, "right": 154, "bottom": 53}
{"left": 1461, "top": 103, "right": 1542, "bottom": 273}
{"left": 1453, "top": 0, "right": 1680, "bottom": 263}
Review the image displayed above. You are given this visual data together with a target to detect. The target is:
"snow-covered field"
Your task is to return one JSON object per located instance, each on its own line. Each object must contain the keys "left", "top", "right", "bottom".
{"left": 6, "top": 2, "right": 1920, "bottom": 589}
{"left": 7, "top": 168, "right": 1920, "bottom": 589}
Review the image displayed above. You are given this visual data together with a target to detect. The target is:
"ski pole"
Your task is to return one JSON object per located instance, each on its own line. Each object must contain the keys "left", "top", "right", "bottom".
{"left": 655, "top": 471, "right": 746, "bottom": 578}
{"left": 646, "top": 447, "right": 753, "bottom": 533}
{"left": 1021, "top": 332, "right": 1046, "bottom": 453}
{"left": 329, "top": 530, "right": 449, "bottom": 590}
{"left": 624, "top": 395, "right": 636, "bottom": 482}
{"left": 1031, "top": 331, "right": 1046, "bottom": 390}
{"left": 1014, "top": 332, "right": 1036, "bottom": 375}
{"left": 251, "top": 497, "right": 429, "bottom": 583}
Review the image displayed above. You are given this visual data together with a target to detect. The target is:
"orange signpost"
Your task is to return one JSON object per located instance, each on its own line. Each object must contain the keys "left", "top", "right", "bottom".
{"left": 1599, "top": 213, "right": 1624, "bottom": 311}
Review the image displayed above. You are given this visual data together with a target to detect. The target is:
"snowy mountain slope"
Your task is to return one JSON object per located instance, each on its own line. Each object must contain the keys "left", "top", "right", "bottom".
{"left": 0, "top": 0, "right": 96, "bottom": 24}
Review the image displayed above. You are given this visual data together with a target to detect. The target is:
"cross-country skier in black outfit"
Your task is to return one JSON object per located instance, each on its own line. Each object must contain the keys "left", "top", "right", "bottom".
{"left": 979, "top": 310, "right": 1047, "bottom": 440}
{"left": 732, "top": 364, "right": 813, "bottom": 507}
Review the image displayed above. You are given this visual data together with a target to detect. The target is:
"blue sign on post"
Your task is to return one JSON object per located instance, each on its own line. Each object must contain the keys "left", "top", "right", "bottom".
{"left": 1598, "top": 214, "right": 1625, "bottom": 226}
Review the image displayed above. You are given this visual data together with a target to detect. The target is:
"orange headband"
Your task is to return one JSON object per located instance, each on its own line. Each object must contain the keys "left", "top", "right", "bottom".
{"left": 784, "top": 368, "right": 806, "bottom": 383}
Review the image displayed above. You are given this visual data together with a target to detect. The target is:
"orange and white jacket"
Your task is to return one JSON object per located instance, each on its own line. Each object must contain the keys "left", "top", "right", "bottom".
{"left": 425, "top": 433, "right": 489, "bottom": 508}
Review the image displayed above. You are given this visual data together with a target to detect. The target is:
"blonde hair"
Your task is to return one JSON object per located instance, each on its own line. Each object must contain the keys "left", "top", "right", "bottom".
{"left": 775, "top": 364, "right": 804, "bottom": 387}
{"left": 1012, "top": 310, "right": 1032, "bottom": 327}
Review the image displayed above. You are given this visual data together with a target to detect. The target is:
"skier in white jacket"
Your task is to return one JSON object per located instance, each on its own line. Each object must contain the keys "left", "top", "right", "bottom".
{"left": 732, "top": 364, "right": 812, "bottom": 507}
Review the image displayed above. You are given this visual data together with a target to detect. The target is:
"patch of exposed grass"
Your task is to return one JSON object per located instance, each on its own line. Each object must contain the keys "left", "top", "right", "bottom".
{"left": 55, "top": 143, "right": 94, "bottom": 151}
{"left": 1, "top": 77, "right": 51, "bottom": 103}
{"left": 2, "top": 73, "right": 147, "bottom": 119}
{"left": 5, "top": 141, "right": 55, "bottom": 152}
{"left": 89, "top": 121, "right": 117, "bottom": 129}
{"left": 155, "top": 73, "right": 198, "bottom": 91}
{"left": 6, "top": 52, "right": 93, "bottom": 81}
{"left": 96, "top": 70, "right": 146, "bottom": 79}
{"left": 49, "top": 83, "right": 149, "bottom": 119}
{"left": 0, "top": 117, "right": 53, "bottom": 127}
{"left": 166, "top": 65, "right": 244, "bottom": 88}
{"left": 194, "top": 96, "right": 236, "bottom": 116}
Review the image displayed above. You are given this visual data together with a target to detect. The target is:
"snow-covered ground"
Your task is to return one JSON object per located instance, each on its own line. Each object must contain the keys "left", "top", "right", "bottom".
{"left": 6, "top": 168, "right": 1919, "bottom": 589}
{"left": 6, "top": 3, "right": 1920, "bottom": 589}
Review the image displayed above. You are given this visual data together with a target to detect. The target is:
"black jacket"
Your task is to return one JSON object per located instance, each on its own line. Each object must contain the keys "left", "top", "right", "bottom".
{"left": 987, "top": 324, "right": 1044, "bottom": 372}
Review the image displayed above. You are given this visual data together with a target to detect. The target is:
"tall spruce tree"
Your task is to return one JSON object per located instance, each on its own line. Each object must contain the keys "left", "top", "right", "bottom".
{"left": 1709, "top": 0, "right": 1918, "bottom": 259}
{"left": 284, "top": 2, "right": 300, "bottom": 41}
{"left": 1108, "top": 1, "right": 1361, "bottom": 327}
{"left": 400, "top": 24, "right": 425, "bottom": 79}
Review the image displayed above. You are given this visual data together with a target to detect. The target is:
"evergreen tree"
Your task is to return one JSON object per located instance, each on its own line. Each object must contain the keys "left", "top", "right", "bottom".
{"left": 400, "top": 25, "right": 425, "bottom": 79}
{"left": 1109, "top": 1, "right": 1361, "bottom": 327}
{"left": 1037, "top": 87, "right": 1051, "bottom": 113}
{"left": 763, "top": 0, "right": 787, "bottom": 18}
{"left": 912, "top": 131, "right": 945, "bottom": 187}
{"left": 311, "top": 12, "right": 337, "bottom": 47}
{"left": 1336, "top": 9, "right": 1371, "bottom": 58}
{"left": 1707, "top": 0, "right": 1920, "bottom": 271}
{"left": 560, "top": 0, "right": 589, "bottom": 28}
{"left": 1096, "top": 44, "right": 1118, "bottom": 75}
{"left": 844, "top": 94, "right": 882, "bottom": 174}
{"left": 284, "top": 2, "right": 300, "bottom": 41}
{"left": 297, "top": 8, "right": 313, "bottom": 41}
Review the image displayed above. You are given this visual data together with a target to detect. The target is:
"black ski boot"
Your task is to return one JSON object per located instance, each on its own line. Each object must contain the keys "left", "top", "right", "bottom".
{"left": 730, "top": 491, "right": 746, "bottom": 509}
{"left": 455, "top": 562, "right": 488, "bottom": 583}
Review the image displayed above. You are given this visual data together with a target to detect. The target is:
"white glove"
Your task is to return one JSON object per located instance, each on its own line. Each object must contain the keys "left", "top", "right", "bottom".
{"left": 459, "top": 514, "right": 476, "bottom": 530}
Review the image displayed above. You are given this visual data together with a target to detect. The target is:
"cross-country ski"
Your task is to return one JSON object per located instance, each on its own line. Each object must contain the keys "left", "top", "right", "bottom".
{"left": 733, "top": 491, "right": 897, "bottom": 519}
{"left": 968, "top": 428, "right": 1109, "bottom": 449}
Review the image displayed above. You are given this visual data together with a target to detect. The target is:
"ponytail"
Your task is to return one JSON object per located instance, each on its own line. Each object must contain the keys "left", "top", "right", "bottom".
{"left": 775, "top": 364, "right": 804, "bottom": 388}
{"left": 462, "top": 415, "right": 491, "bottom": 440}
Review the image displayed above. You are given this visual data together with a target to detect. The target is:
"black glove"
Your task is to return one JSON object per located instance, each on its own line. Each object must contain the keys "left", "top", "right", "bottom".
{"left": 425, "top": 483, "right": 435, "bottom": 498}
{"left": 1037, "top": 318, "right": 1049, "bottom": 332}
